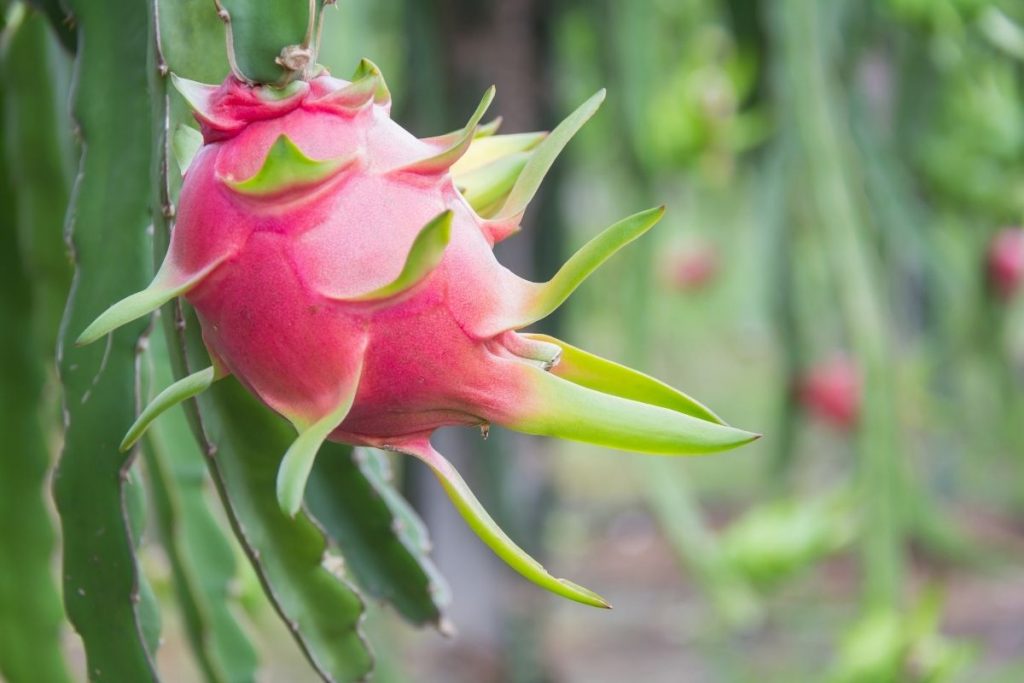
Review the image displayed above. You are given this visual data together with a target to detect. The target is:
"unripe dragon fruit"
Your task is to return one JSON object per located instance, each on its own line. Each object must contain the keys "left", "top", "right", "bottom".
{"left": 77, "top": 60, "right": 758, "bottom": 607}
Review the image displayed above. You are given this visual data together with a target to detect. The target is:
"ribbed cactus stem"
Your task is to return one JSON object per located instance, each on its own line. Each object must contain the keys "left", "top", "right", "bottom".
{"left": 213, "top": 0, "right": 326, "bottom": 85}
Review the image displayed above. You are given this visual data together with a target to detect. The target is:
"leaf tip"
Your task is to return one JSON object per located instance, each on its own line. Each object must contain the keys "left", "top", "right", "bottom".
{"left": 558, "top": 578, "right": 612, "bottom": 609}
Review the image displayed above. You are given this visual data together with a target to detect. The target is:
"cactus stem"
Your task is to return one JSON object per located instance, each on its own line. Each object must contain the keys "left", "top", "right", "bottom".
{"left": 211, "top": 0, "right": 248, "bottom": 84}
{"left": 302, "top": 0, "right": 316, "bottom": 48}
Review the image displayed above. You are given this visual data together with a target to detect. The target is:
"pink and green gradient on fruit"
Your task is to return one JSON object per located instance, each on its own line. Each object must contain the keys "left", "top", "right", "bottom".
{"left": 77, "top": 60, "right": 758, "bottom": 607}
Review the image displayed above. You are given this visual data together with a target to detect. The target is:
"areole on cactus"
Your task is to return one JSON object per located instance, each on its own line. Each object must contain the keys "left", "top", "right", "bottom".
{"left": 76, "top": 54, "right": 759, "bottom": 607}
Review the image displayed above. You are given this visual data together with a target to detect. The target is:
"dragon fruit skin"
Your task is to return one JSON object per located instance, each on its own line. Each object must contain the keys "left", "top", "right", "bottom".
{"left": 78, "top": 62, "right": 758, "bottom": 607}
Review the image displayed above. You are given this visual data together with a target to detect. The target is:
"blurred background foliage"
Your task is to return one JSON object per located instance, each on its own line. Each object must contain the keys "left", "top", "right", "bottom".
{"left": 2, "top": 0, "right": 1024, "bottom": 682}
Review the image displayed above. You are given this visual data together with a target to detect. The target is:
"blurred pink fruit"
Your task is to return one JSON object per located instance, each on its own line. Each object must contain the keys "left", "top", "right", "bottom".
{"left": 987, "top": 227, "right": 1024, "bottom": 300}
{"left": 798, "top": 355, "right": 860, "bottom": 430}
{"left": 662, "top": 241, "right": 719, "bottom": 291}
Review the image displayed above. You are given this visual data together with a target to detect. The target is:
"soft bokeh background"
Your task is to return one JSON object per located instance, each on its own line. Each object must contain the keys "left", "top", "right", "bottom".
{"left": 313, "top": 1, "right": 1024, "bottom": 680}
{"left": 7, "top": 0, "right": 1024, "bottom": 681}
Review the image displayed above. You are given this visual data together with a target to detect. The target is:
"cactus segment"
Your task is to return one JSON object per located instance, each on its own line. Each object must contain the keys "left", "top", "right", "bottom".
{"left": 508, "top": 363, "right": 761, "bottom": 455}
{"left": 56, "top": 0, "right": 162, "bottom": 674}
{"left": 214, "top": 0, "right": 318, "bottom": 85}
{"left": 455, "top": 152, "right": 530, "bottom": 215}
{"left": 140, "top": 331, "right": 259, "bottom": 683}
{"left": 172, "top": 125, "right": 203, "bottom": 176}
{"left": 306, "top": 447, "right": 449, "bottom": 626}
{"left": 524, "top": 333, "right": 726, "bottom": 425}
{"left": 452, "top": 131, "right": 546, "bottom": 177}
{"left": 76, "top": 257, "right": 228, "bottom": 347}
{"left": 490, "top": 89, "right": 605, "bottom": 222}
{"left": 395, "top": 87, "right": 496, "bottom": 175}
{"left": 394, "top": 437, "right": 611, "bottom": 609}
{"left": 224, "top": 134, "right": 360, "bottom": 197}
{"left": 334, "top": 211, "right": 454, "bottom": 303}
{"left": 350, "top": 58, "right": 391, "bottom": 105}
{"left": 277, "top": 365, "right": 364, "bottom": 517}
{"left": 120, "top": 366, "right": 222, "bottom": 452}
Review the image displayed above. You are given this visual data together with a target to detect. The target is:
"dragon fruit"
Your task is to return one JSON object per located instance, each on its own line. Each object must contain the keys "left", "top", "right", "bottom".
{"left": 798, "top": 355, "right": 860, "bottom": 431}
{"left": 987, "top": 227, "right": 1024, "bottom": 301}
{"left": 77, "top": 60, "right": 758, "bottom": 607}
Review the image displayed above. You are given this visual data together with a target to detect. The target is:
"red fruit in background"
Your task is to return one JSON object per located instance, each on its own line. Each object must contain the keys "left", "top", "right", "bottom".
{"left": 661, "top": 240, "right": 719, "bottom": 291}
{"left": 987, "top": 228, "right": 1024, "bottom": 300}
{"left": 798, "top": 355, "right": 860, "bottom": 430}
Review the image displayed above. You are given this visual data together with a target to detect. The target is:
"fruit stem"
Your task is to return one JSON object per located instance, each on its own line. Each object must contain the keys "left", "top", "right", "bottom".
{"left": 212, "top": 0, "right": 248, "bottom": 83}
{"left": 312, "top": 0, "right": 336, "bottom": 70}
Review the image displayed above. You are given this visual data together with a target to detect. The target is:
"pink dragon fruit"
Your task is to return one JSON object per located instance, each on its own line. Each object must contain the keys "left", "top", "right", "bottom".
{"left": 77, "top": 60, "right": 758, "bottom": 607}
{"left": 798, "top": 355, "right": 860, "bottom": 431}
{"left": 987, "top": 227, "right": 1024, "bottom": 301}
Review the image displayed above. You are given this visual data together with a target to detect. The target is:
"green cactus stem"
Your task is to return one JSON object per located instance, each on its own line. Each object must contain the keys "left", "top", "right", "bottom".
{"left": 54, "top": 0, "right": 163, "bottom": 677}
{"left": 306, "top": 447, "right": 449, "bottom": 627}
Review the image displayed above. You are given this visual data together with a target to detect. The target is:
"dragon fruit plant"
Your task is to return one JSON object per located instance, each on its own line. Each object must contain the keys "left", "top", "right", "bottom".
{"left": 76, "top": 5, "right": 758, "bottom": 609}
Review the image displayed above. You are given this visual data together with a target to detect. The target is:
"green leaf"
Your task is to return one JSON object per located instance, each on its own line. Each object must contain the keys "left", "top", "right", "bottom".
{"left": 455, "top": 152, "right": 530, "bottom": 215}
{"left": 53, "top": 0, "right": 162, "bottom": 677}
{"left": 342, "top": 210, "right": 452, "bottom": 302}
{"left": 76, "top": 255, "right": 228, "bottom": 346}
{"left": 450, "top": 131, "right": 545, "bottom": 177}
{"left": 349, "top": 58, "right": 390, "bottom": 105}
{"left": 507, "top": 207, "right": 665, "bottom": 330}
{"left": 523, "top": 333, "right": 725, "bottom": 425}
{"left": 277, "top": 366, "right": 362, "bottom": 516}
{"left": 492, "top": 89, "right": 605, "bottom": 221}
{"left": 398, "top": 439, "right": 610, "bottom": 609}
{"left": 0, "top": 21, "right": 70, "bottom": 683}
{"left": 509, "top": 362, "right": 760, "bottom": 455}
{"left": 143, "top": 329, "right": 258, "bottom": 683}
{"left": 396, "top": 86, "right": 495, "bottom": 175}
{"left": 306, "top": 447, "right": 448, "bottom": 626}
{"left": 121, "top": 366, "right": 218, "bottom": 452}
{"left": 313, "top": 65, "right": 381, "bottom": 111}
{"left": 224, "top": 134, "right": 359, "bottom": 197}
{"left": 169, "top": 74, "right": 219, "bottom": 115}
{"left": 173, "top": 124, "right": 203, "bottom": 176}
{"left": 474, "top": 116, "right": 502, "bottom": 138}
